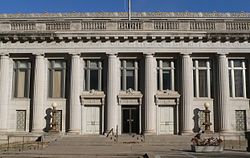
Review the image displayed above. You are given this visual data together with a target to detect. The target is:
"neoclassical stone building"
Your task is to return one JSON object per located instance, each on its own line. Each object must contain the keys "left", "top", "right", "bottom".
{"left": 0, "top": 12, "right": 249, "bottom": 136}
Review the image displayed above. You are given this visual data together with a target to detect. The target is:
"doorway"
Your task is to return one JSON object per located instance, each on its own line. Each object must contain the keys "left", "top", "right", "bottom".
{"left": 122, "top": 106, "right": 139, "bottom": 134}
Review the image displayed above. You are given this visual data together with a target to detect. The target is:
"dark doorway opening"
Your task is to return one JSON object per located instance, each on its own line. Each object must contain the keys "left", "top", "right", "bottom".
{"left": 122, "top": 105, "right": 139, "bottom": 134}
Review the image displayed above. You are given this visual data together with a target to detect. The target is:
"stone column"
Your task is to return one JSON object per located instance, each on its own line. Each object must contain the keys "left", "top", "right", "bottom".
{"left": 0, "top": 53, "right": 10, "bottom": 131}
{"left": 218, "top": 54, "right": 231, "bottom": 132}
{"left": 69, "top": 53, "right": 81, "bottom": 133}
{"left": 32, "top": 53, "right": 46, "bottom": 132}
{"left": 181, "top": 54, "right": 193, "bottom": 134}
{"left": 106, "top": 54, "right": 118, "bottom": 132}
{"left": 144, "top": 53, "right": 157, "bottom": 134}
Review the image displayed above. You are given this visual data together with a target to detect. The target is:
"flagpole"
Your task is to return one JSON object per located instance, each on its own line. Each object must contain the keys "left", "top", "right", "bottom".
{"left": 128, "top": 0, "right": 131, "bottom": 20}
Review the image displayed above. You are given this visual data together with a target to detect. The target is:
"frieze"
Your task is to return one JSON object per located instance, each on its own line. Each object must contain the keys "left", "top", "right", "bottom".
{"left": 1, "top": 39, "right": 250, "bottom": 51}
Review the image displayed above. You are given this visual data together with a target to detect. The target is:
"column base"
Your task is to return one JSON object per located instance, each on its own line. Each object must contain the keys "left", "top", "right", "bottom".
{"left": 0, "top": 129, "right": 7, "bottom": 133}
{"left": 67, "top": 130, "right": 80, "bottom": 135}
{"left": 144, "top": 130, "right": 156, "bottom": 135}
{"left": 181, "top": 130, "right": 193, "bottom": 135}
{"left": 31, "top": 129, "right": 44, "bottom": 134}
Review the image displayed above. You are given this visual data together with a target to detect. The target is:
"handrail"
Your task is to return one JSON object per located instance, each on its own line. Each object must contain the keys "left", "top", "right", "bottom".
{"left": 115, "top": 125, "right": 118, "bottom": 142}
{"left": 106, "top": 128, "right": 114, "bottom": 138}
{"left": 1, "top": 135, "right": 44, "bottom": 152}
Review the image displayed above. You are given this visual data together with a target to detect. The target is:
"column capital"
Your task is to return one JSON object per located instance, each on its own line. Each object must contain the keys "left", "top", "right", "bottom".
{"left": 144, "top": 53, "right": 155, "bottom": 57}
{"left": 182, "top": 53, "right": 191, "bottom": 58}
{"left": 69, "top": 52, "right": 81, "bottom": 56}
{"left": 217, "top": 50, "right": 229, "bottom": 55}
{"left": 180, "top": 50, "right": 192, "bottom": 56}
{"left": 0, "top": 52, "right": 9, "bottom": 57}
{"left": 33, "top": 52, "right": 45, "bottom": 57}
{"left": 143, "top": 51, "right": 155, "bottom": 56}
{"left": 107, "top": 53, "right": 118, "bottom": 57}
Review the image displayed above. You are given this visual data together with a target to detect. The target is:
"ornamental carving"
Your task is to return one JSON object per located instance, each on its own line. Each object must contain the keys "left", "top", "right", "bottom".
{"left": 80, "top": 90, "right": 105, "bottom": 106}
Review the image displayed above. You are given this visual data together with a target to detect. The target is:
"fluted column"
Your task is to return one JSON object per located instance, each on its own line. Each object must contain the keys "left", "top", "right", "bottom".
{"left": 32, "top": 53, "right": 46, "bottom": 132}
{"left": 106, "top": 54, "right": 118, "bottom": 132}
{"left": 218, "top": 54, "right": 231, "bottom": 132}
{"left": 0, "top": 53, "right": 10, "bottom": 131}
{"left": 144, "top": 53, "right": 157, "bottom": 134}
{"left": 69, "top": 53, "right": 81, "bottom": 133}
{"left": 181, "top": 54, "right": 193, "bottom": 134}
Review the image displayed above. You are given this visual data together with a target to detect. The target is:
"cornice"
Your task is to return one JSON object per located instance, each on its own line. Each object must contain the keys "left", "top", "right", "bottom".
{"left": 1, "top": 12, "right": 250, "bottom": 19}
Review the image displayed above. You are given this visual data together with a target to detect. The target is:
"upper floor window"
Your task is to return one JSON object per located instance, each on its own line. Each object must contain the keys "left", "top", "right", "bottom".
{"left": 157, "top": 60, "right": 175, "bottom": 91}
{"left": 120, "top": 60, "right": 139, "bottom": 91}
{"left": 228, "top": 59, "right": 247, "bottom": 98}
{"left": 48, "top": 60, "right": 66, "bottom": 98}
{"left": 84, "top": 60, "right": 103, "bottom": 91}
{"left": 193, "top": 60, "right": 212, "bottom": 98}
{"left": 13, "top": 60, "right": 31, "bottom": 98}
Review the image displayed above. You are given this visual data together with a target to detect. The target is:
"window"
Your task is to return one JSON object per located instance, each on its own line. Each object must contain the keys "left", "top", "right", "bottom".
{"left": 16, "top": 110, "right": 26, "bottom": 131}
{"left": 120, "top": 60, "right": 139, "bottom": 91}
{"left": 157, "top": 60, "right": 175, "bottom": 91}
{"left": 13, "top": 60, "right": 31, "bottom": 98}
{"left": 193, "top": 60, "right": 212, "bottom": 98}
{"left": 48, "top": 60, "right": 66, "bottom": 98}
{"left": 235, "top": 110, "right": 246, "bottom": 131}
{"left": 84, "top": 60, "right": 103, "bottom": 91}
{"left": 228, "top": 60, "right": 247, "bottom": 98}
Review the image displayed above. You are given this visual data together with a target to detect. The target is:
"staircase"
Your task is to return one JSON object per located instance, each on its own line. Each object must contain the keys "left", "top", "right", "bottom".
{"left": 0, "top": 134, "right": 193, "bottom": 158}
{"left": 36, "top": 135, "right": 191, "bottom": 157}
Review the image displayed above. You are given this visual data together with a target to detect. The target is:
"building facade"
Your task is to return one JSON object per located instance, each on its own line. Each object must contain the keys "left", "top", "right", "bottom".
{"left": 0, "top": 12, "right": 249, "bottom": 136}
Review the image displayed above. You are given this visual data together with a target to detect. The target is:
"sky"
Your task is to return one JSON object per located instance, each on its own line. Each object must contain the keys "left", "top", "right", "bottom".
{"left": 0, "top": 0, "right": 250, "bottom": 14}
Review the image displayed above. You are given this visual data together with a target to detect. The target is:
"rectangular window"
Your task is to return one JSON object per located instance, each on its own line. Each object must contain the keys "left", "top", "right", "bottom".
{"left": 48, "top": 60, "right": 66, "bottom": 98}
{"left": 84, "top": 60, "right": 102, "bottom": 91}
{"left": 235, "top": 110, "right": 246, "bottom": 131}
{"left": 120, "top": 60, "right": 139, "bottom": 91}
{"left": 13, "top": 60, "right": 31, "bottom": 98}
{"left": 157, "top": 60, "right": 175, "bottom": 91}
{"left": 16, "top": 110, "right": 26, "bottom": 131}
{"left": 228, "top": 60, "right": 247, "bottom": 98}
{"left": 193, "top": 60, "right": 212, "bottom": 98}
{"left": 55, "top": 110, "right": 62, "bottom": 131}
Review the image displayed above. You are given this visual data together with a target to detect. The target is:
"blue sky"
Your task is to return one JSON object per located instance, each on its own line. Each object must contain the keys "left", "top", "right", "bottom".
{"left": 0, "top": 0, "right": 250, "bottom": 13}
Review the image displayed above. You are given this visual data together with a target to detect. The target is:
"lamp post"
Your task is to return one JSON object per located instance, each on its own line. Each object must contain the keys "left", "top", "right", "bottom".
{"left": 50, "top": 102, "right": 59, "bottom": 133}
{"left": 203, "top": 102, "right": 212, "bottom": 133}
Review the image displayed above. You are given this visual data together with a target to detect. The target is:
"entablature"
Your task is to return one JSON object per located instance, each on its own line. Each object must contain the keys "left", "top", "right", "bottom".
{"left": 1, "top": 12, "right": 250, "bottom": 43}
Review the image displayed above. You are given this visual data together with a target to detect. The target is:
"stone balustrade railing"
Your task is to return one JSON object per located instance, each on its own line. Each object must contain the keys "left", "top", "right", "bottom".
{"left": 154, "top": 21, "right": 179, "bottom": 30}
{"left": 190, "top": 21, "right": 216, "bottom": 30}
{"left": 1, "top": 20, "right": 250, "bottom": 32}
{"left": 11, "top": 22, "right": 36, "bottom": 31}
{"left": 117, "top": 21, "right": 143, "bottom": 30}
{"left": 46, "top": 22, "right": 70, "bottom": 30}
{"left": 226, "top": 22, "right": 250, "bottom": 30}
{"left": 82, "top": 21, "right": 106, "bottom": 30}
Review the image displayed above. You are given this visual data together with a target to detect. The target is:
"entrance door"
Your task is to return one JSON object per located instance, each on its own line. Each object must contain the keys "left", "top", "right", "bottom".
{"left": 85, "top": 106, "right": 101, "bottom": 134}
{"left": 159, "top": 106, "right": 174, "bottom": 134}
{"left": 122, "top": 106, "right": 139, "bottom": 134}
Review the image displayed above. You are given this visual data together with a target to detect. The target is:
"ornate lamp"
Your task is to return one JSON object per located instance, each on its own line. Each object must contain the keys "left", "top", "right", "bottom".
{"left": 203, "top": 102, "right": 212, "bottom": 133}
{"left": 50, "top": 102, "right": 59, "bottom": 133}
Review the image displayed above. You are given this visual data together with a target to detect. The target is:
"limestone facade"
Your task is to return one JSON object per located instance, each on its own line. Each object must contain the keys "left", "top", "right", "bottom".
{"left": 0, "top": 12, "right": 249, "bottom": 136}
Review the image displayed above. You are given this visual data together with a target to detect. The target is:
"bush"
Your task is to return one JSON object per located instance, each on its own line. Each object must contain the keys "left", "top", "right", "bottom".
{"left": 191, "top": 134, "right": 223, "bottom": 146}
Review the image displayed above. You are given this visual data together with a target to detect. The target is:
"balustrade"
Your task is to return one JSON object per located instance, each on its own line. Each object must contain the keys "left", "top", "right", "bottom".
{"left": 82, "top": 21, "right": 106, "bottom": 30}
{"left": 46, "top": 22, "right": 70, "bottom": 30}
{"left": 190, "top": 21, "right": 215, "bottom": 30}
{"left": 154, "top": 21, "right": 179, "bottom": 30}
{"left": 118, "top": 21, "right": 142, "bottom": 30}
{"left": 11, "top": 22, "right": 35, "bottom": 30}
{"left": 226, "top": 22, "right": 250, "bottom": 30}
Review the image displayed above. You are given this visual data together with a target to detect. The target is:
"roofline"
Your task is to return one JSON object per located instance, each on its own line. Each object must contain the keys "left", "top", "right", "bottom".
{"left": 0, "top": 12, "right": 250, "bottom": 19}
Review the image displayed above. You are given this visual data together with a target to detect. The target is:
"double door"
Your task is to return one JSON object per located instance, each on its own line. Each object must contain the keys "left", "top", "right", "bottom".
{"left": 122, "top": 106, "right": 139, "bottom": 134}
{"left": 85, "top": 106, "right": 101, "bottom": 134}
{"left": 158, "top": 106, "right": 174, "bottom": 134}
